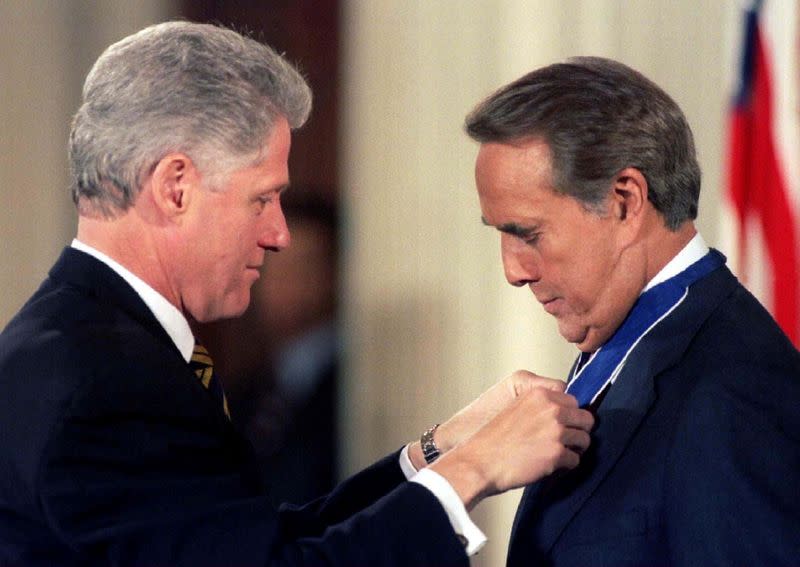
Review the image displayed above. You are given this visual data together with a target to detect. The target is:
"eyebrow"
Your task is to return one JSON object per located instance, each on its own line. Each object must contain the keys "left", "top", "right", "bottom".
{"left": 263, "top": 183, "right": 290, "bottom": 195}
{"left": 481, "top": 216, "right": 539, "bottom": 238}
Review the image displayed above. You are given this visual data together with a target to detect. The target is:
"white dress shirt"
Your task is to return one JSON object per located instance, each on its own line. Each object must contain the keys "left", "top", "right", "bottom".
{"left": 573, "top": 232, "right": 711, "bottom": 385}
{"left": 71, "top": 239, "right": 194, "bottom": 362}
{"left": 643, "top": 232, "right": 709, "bottom": 292}
{"left": 71, "top": 238, "right": 486, "bottom": 555}
{"left": 400, "top": 445, "right": 487, "bottom": 554}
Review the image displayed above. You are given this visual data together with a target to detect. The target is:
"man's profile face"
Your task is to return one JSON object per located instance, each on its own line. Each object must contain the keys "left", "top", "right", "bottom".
{"left": 476, "top": 139, "right": 639, "bottom": 352}
{"left": 178, "top": 116, "right": 293, "bottom": 322}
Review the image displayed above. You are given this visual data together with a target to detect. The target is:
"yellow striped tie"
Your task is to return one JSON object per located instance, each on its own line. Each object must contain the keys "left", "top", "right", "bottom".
{"left": 190, "top": 344, "right": 230, "bottom": 419}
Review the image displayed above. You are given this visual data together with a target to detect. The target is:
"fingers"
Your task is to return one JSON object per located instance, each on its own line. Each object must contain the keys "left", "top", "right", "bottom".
{"left": 522, "top": 388, "right": 594, "bottom": 431}
{"left": 434, "top": 369, "right": 592, "bottom": 495}
{"left": 519, "top": 389, "right": 595, "bottom": 460}
{"left": 520, "top": 386, "right": 578, "bottom": 412}
{"left": 545, "top": 430, "right": 590, "bottom": 475}
{"left": 536, "top": 377, "right": 567, "bottom": 393}
{"left": 508, "top": 370, "right": 566, "bottom": 397}
{"left": 439, "top": 386, "right": 597, "bottom": 500}
{"left": 442, "top": 370, "right": 569, "bottom": 453}
{"left": 569, "top": 406, "right": 595, "bottom": 432}
{"left": 556, "top": 448, "right": 581, "bottom": 471}
{"left": 561, "top": 428, "right": 592, "bottom": 454}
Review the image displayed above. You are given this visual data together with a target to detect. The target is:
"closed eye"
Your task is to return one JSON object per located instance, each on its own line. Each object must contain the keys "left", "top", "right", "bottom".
{"left": 256, "top": 183, "right": 289, "bottom": 209}
{"left": 489, "top": 219, "right": 542, "bottom": 244}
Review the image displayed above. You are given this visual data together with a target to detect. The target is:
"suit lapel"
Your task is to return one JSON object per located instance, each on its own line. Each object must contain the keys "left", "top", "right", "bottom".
{"left": 510, "top": 263, "right": 739, "bottom": 559}
{"left": 519, "top": 361, "right": 657, "bottom": 555}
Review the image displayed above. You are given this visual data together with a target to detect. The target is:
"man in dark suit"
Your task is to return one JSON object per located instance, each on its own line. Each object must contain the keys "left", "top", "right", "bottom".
{"left": 466, "top": 57, "right": 800, "bottom": 565}
{"left": 0, "top": 23, "right": 597, "bottom": 566}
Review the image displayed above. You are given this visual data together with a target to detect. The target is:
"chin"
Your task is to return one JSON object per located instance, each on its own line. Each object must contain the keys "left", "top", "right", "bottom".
{"left": 557, "top": 322, "right": 586, "bottom": 344}
{"left": 207, "top": 293, "right": 252, "bottom": 322}
{"left": 225, "top": 299, "right": 251, "bottom": 320}
{"left": 577, "top": 328, "right": 614, "bottom": 353}
{"left": 557, "top": 323, "right": 600, "bottom": 352}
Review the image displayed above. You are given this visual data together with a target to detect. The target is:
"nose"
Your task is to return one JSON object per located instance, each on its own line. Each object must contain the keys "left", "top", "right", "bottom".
{"left": 258, "top": 202, "right": 291, "bottom": 251}
{"left": 501, "top": 233, "right": 539, "bottom": 287}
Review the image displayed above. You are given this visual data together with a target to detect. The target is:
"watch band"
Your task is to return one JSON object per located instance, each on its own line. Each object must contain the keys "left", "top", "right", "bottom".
{"left": 420, "top": 423, "right": 441, "bottom": 464}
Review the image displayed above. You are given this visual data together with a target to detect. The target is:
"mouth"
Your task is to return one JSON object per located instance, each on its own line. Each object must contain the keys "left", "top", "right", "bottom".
{"left": 539, "top": 297, "right": 562, "bottom": 315}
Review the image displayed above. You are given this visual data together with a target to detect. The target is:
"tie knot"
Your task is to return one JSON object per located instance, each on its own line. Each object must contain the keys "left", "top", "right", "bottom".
{"left": 189, "top": 343, "right": 230, "bottom": 419}
{"left": 190, "top": 344, "right": 214, "bottom": 387}
{"left": 191, "top": 344, "right": 213, "bottom": 367}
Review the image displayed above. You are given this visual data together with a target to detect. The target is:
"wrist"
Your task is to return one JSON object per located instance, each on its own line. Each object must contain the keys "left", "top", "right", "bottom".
{"left": 420, "top": 423, "right": 441, "bottom": 464}
{"left": 408, "top": 440, "right": 428, "bottom": 470}
{"left": 428, "top": 445, "right": 490, "bottom": 511}
{"left": 411, "top": 420, "right": 450, "bottom": 470}
{"left": 433, "top": 419, "right": 458, "bottom": 453}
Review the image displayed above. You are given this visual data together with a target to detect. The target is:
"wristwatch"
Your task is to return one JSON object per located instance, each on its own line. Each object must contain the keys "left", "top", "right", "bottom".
{"left": 420, "top": 423, "right": 441, "bottom": 464}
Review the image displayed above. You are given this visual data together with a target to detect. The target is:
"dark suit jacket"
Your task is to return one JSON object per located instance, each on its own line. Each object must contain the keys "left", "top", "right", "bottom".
{"left": 0, "top": 248, "right": 468, "bottom": 567}
{"left": 508, "top": 262, "right": 800, "bottom": 566}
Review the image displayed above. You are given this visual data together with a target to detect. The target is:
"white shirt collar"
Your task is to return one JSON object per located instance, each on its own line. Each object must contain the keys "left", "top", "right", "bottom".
{"left": 642, "top": 232, "right": 709, "bottom": 293}
{"left": 71, "top": 239, "right": 195, "bottom": 362}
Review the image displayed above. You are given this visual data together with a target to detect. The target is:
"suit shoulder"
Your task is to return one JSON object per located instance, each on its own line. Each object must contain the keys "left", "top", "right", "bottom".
{"left": 670, "top": 289, "right": 800, "bottom": 445}
{"left": 685, "top": 280, "right": 799, "bottom": 373}
{"left": 661, "top": 278, "right": 800, "bottom": 437}
{"left": 0, "top": 276, "right": 190, "bottom": 427}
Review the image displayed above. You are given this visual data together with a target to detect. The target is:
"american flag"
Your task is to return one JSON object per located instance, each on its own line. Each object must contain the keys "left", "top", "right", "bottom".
{"left": 727, "top": 0, "right": 800, "bottom": 345}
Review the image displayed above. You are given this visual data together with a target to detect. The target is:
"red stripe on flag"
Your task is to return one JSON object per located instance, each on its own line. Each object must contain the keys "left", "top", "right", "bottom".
{"left": 728, "top": 26, "right": 799, "bottom": 344}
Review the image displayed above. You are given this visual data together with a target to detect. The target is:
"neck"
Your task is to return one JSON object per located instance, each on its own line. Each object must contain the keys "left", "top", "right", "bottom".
{"left": 76, "top": 210, "right": 177, "bottom": 308}
{"left": 641, "top": 222, "right": 697, "bottom": 287}
{"left": 576, "top": 220, "right": 697, "bottom": 353}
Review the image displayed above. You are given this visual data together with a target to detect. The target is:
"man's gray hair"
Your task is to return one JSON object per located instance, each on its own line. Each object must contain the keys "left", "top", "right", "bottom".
{"left": 465, "top": 57, "right": 700, "bottom": 230}
{"left": 69, "top": 21, "right": 312, "bottom": 217}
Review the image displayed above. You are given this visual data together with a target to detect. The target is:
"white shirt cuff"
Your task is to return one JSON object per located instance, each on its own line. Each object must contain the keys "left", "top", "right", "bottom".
{"left": 398, "top": 446, "right": 487, "bottom": 555}
{"left": 399, "top": 443, "right": 419, "bottom": 479}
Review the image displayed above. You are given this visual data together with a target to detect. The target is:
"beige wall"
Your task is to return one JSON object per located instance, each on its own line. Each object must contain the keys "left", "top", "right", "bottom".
{"left": 0, "top": 0, "right": 180, "bottom": 326}
{"left": 340, "top": 2, "right": 739, "bottom": 565}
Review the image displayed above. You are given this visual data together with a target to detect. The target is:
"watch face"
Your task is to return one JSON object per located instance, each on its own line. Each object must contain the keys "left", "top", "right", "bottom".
{"left": 422, "top": 425, "right": 440, "bottom": 463}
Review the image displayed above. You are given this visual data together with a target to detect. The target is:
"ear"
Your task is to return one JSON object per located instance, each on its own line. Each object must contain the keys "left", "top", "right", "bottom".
{"left": 149, "top": 153, "right": 201, "bottom": 218}
{"left": 610, "top": 167, "right": 648, "bottom": 234}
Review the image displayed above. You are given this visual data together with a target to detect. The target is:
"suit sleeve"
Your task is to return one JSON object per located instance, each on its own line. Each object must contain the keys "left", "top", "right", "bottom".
{"left": 664, "top": 362, "right": 800, "bottom": 565}
{"left": 37, "top": 388, "right": 468, "bottom": 566}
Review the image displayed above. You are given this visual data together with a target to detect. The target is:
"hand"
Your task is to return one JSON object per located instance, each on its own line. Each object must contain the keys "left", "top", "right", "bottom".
{"left": 408, "top": 370, "right": 566, "bottom": 469}
{"left": 429, "top": 387, "right": 594, "bottom": 509}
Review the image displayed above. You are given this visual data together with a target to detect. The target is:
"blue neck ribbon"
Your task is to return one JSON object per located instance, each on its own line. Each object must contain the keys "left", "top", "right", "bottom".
{"left": 566, "top": 250, "right": 725, "bottom": 407}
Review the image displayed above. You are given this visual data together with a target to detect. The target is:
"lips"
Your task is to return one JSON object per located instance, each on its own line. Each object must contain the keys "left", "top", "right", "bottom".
{"left": 531, "top": 285, "right": 561, "bottom": 314}
{"left": 539, "top": 297, "right": 562, "bottom": 315}
{"left": 534, "top": 293, "right": 555, "bottom": 305}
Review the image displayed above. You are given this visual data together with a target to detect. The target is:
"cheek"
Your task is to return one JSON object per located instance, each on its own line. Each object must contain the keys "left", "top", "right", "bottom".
{"left": 559, "top": 253, "right": 610, "bottom": 313}
{"left": 577, "top": 261, "right": 625, "bottom": 323}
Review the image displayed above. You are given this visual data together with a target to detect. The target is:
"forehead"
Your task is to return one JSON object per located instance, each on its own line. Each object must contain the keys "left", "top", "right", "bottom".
{"left": 475, "top": 139, "right": 561, "bottom": 225}
{"left": 222, "top": 117, "right": 292, "bottom": 190}
{"left": 256, "top": 116, "right": 292, "bottom": 176}
{"left": 477, "top": 138, "right": 552, "bottom": 176}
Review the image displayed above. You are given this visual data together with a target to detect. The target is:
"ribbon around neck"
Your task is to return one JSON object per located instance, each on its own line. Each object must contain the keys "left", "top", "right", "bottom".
{"left": 566, "top": 250, "right": 725, "bottom": 407}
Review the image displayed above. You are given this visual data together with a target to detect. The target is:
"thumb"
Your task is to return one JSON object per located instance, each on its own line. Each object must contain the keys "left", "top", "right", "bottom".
{"left": 509, "top": 371, "right": 566, "bottom": 396}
